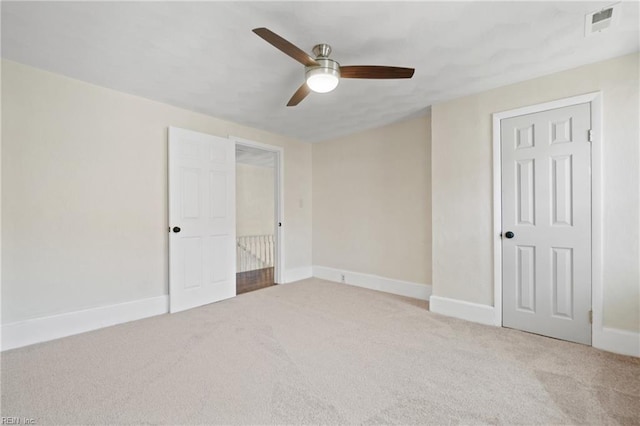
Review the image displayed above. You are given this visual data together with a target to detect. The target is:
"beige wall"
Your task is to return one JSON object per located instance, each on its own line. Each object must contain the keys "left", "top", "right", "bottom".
{"left": 1, "top": 60, "right": 312, "bottom": 324}
{"left": 432, "top": 53, "right": 639, "bottom": 332}
{"left": 312, "top": 115, "right": 431, "bottom": 285}
{"left": 236, "top": 163, "right": 275, "bottom": 237}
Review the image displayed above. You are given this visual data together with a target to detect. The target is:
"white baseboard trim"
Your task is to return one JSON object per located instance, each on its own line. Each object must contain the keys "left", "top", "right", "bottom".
{"left": 1, "top": 295, "right": 169, "bottom": 351}
{"left": 430, "top": 295, "right": 638, "bottom": 357}
{"left": 313, "top": 265, "right": 431, "bottom": 301}
{"left": 283, "top": 266, "right": 313, "bottom": 283}
{"left": 594, "top": 327, "right": 640, "bottom": 357}
{"left": 429, "top": 295, "right": 497, "bottom": 326}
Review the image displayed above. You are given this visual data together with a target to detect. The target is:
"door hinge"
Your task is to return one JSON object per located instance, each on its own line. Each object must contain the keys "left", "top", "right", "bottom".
{"left": 589, "top": 310, "right": 593, "bottom": 324}
{"left": 588, "top": 129, "right": 593, "bottom": 142}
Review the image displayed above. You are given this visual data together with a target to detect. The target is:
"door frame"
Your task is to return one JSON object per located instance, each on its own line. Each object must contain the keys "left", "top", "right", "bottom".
{"left": 491, "top": 91, "right": 603, "bottom": 342}
{"left": 229, "top": 135, "right": 285, "bottom": 284}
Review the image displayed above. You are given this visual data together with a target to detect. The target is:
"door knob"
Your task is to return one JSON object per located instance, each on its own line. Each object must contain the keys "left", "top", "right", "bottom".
{"left": 504, "top": 231, "right": 514, "bottom": 239}
{"left": 173, "top": 226, "right": 181, "bottom": 233}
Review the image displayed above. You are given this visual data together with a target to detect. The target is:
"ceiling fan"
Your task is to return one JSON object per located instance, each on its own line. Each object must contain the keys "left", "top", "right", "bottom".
{"left": 252, "top": 28, "right": 415, "bottom": 106}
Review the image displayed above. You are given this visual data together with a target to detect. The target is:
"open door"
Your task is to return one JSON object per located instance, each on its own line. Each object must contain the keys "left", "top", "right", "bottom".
{"left": 168, "top": 127, "right": 236, "bottom": 313}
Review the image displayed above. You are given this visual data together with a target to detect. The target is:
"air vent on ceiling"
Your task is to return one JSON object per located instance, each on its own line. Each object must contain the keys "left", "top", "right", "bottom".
{"left": 585, "top": 3, "right": 621, "bottom": 37}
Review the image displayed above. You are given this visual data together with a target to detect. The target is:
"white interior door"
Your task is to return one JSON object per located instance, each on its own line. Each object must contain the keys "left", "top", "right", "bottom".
{"left": 501, "top": 103, "right": 592, "bottom": 345}
{"left": 169, "top": 127, "right": 236, "bottom": 313}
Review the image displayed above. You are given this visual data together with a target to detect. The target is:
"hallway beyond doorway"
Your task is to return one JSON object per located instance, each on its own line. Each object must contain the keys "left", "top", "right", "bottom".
{"left": 235, "top": 142, "right": 278, "bottom": 294}
{"left": 236, "top": 267, "right": 275, "bottom": 295}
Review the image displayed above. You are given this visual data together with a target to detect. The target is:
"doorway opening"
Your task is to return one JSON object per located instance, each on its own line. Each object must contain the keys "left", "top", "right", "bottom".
{"left": 234, "top": 141, "right": 282, "bottom": 294}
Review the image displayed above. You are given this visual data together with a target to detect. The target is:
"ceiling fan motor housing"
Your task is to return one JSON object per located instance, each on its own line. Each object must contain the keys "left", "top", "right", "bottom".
{"left": 304, "top": 43, "right": 341, "bottom": 93}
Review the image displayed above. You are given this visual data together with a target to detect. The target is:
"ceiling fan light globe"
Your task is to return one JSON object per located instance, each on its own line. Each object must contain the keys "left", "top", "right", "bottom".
{"left": 307, "top": 73, "right": 339, "bottom": 93}
{"left": 305, "top": 59, "right": 341, "bottom": 93}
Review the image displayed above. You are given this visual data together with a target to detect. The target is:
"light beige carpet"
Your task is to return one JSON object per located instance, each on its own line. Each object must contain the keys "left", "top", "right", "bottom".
{"left": 1, "top": 278, "right": 639, "bottom": 425}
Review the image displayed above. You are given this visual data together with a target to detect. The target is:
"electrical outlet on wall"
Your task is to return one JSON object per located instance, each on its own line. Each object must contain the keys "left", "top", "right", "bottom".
{"left": 340, "top": 274, "right": 345, "bottom": 283}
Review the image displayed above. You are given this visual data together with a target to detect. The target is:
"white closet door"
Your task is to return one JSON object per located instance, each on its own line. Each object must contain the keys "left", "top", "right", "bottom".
{"left": 501, "top": 103, "right": 592, "bottom": 345}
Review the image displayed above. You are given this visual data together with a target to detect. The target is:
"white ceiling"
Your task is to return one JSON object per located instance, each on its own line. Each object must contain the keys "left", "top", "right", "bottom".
{"left": 2, "top": 1, "right": 638, "bottom": 142}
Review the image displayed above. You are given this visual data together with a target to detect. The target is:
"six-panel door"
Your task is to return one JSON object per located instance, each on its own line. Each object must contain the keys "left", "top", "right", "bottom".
{"left": 168, "top": 127, "right": 236, "bottom": 313}
{"left": 501, "top": 103, "right": 592, "bottom": 345}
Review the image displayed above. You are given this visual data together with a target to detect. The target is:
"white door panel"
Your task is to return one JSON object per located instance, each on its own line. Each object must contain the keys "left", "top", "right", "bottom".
{"left": 169, "top": 127, "right": 236, "bottom": 313}
{"left": 502, "top": 103, "right": 591, "bottom": 345}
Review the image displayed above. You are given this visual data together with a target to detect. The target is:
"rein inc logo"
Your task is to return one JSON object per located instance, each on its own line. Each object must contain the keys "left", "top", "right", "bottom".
{"left": 1, "top": 418, "right": 36, "bottom": 425}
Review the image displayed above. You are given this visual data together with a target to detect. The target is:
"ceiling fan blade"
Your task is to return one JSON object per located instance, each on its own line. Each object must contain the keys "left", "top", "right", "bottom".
{"left": 287, "top": 83, "right": 311, "bottom": 107}
{"left": 340, "top": 66, "right": 415, "bottom": 79}
{"left": 253, "top": 28, "right": 319, "bottom": 67}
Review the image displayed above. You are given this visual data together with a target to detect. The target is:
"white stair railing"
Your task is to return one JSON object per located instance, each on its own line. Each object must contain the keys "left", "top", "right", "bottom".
{"left": 236, "top": 234, "right": 274, "bottom": 273}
